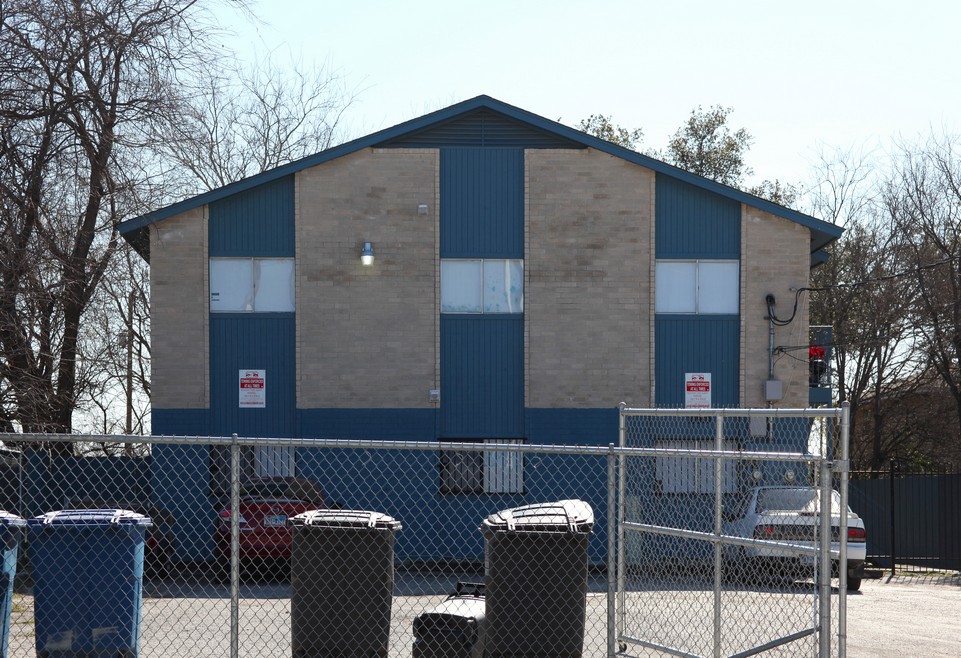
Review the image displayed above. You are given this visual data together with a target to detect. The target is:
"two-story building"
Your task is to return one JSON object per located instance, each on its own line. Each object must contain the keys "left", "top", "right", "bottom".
{"left": 119, "top": 96, "right": 842, "bottom": 562}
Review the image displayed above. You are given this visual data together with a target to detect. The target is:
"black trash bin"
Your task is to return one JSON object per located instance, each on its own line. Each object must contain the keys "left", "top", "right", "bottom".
{"left": 482, "top": 499, "right": 593, "bottom": 658}
{"left": 0, "top": 511, "right": 25, "bottom": 658}
{"left": 27, "top": 509, "right": 151, "bottom": 658}
{"left": 412, "top": 581, "right": 486, "bottom": 658}
{"left": 289, "top": 510, "right": 402, "bottom": 658}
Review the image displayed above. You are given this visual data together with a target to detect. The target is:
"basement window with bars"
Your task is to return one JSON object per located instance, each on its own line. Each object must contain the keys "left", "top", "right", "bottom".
{"left": 209, "top": 445, "right": 296, "bottom": 497}
{"left": 654, "top": 440, "right": 738, "bottom": 494}
{"left": 440, "top": 439, "right": 525, "bottom": 494}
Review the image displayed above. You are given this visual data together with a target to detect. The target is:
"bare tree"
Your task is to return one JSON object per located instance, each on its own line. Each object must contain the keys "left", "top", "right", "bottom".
{"left": 0, "top": 0, "right": 226, "bottom": 451}
{"left": 154, "top": 57, "right": 358, "bottom": 195}
{"left": 886, "top": 136, "right": 961, "bottom": 446}
{"left": 808, "top": 149, "right": 923, "bottom": 471}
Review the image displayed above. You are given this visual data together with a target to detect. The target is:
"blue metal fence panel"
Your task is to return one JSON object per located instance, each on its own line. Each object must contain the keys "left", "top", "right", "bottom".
{"left": 654, "top": 315, "right": 740, "bottom": 407}
{"left": 208, "top": 314, "right": 296, "bottom": 438}
{"left": 655, "top": 175, "right": 741, "bottom": 259}
{"left": 208, "top": 175, "right": 294, "bottom": 257}
{"left": 440, "top": 315, "right": 524, "bottom": 438}
{"left": 850, "top": 473, "right": 961, "bottom": 570}
{"left": 441, "top": 148, "right": 524, "bottom": 259}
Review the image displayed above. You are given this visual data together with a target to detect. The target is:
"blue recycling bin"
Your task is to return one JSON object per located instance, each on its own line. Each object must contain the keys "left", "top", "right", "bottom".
{"left": 0, "top": 511, "right": 26, "bottom": 658}
{"left": 28, "top": 509, "right": 151, "bottom": 657}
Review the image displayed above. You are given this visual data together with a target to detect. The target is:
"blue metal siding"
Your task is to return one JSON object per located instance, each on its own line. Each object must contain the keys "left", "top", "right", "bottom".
{"left": 152, "top": 408, "right": 209, "bottom": 437}
{"left": 209, "top": 315, "right": 296, "bottom": 438}
{"left": 440, "top": 315, "right": 524, "bottom": 438}
{"left": 655, "top": 175, "right": 741, "bottom": 259}
{"left": 208, "top": 176, "right": 294, "bottom": 257}
{"left": 655, "top": 316, "right": 740, "bottom": 407}
{"left": 441, "top": 148, "right": 524, "bottom": 258}
{"left": 298, "top": 409, "right": 436, "bottom": 440}
{"left": 525, "top": 408, "right": 619, "bottom": 445}
{"left": 381, "top": 108, "right": 583, "bottom": 149}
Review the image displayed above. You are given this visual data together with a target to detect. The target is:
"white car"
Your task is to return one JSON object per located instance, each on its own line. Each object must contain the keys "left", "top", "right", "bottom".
{"left": 723, "top": 486, "right": 867, "bottom": 591}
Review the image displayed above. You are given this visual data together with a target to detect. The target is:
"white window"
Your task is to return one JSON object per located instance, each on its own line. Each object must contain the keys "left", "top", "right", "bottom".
{"left": 655, "top": 440, "right": 738, "bottom": 494}
{"left": 655, "top": 260, "right": 739, "bottom": 314}
{"left": 441, "top": 259, "right": 524, "bottom": 313}
{"left": 440, "top": 439, "right": 524, "bottom": 494}
{"left": 210, "top": 258, "right": 295, "bottom": 312}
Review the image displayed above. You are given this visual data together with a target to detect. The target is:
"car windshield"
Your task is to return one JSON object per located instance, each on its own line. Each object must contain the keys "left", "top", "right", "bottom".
{"left": 240, "top": 479, "right": 322, "bottom": 502}
{"left": 756, "top": 488, "right": 842, "bottom": 513}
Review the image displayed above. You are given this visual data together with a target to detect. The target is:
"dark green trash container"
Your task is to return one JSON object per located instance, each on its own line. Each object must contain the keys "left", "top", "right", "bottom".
{"left": 0, "top": 511, "right": 25, "bottom": 658}
{"left": 482, "top": 500, "right": 593, "bottom": 658}
{"left": 289, "top": 510, "right": 401, "bottom": 658}
{"left": 412, "top": 582, "right": 486, "bottom": 658}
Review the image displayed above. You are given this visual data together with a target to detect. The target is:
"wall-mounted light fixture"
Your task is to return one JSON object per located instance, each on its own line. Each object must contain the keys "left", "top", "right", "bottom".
{"left": 361, "top": 242, "right": 374, "bottom": 266}
{"left": 417, "top": 204, "right": 429, "bottom": 215}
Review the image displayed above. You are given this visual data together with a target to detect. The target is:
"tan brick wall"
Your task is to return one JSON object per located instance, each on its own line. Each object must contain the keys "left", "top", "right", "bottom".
{"left": 149, "top": 207, "right": 209, "bottom": 409}
{"left": 741, "top": 206, "right": 811, "bottom": 408}
{"left": 526, "top": 149, "right": 653, "bottom": 408}
{"left": 296, "top": 148, "right": 438, "bottom": 408}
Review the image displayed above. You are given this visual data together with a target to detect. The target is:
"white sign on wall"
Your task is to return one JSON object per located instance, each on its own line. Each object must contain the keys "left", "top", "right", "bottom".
{"left": 685, "top": 372, "right": 712, "bottom": 408}
{"left": 239, "top": 369, "right": 266, "bottom": 408}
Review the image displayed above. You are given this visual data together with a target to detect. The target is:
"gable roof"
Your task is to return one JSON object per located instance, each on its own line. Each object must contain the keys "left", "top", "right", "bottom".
{"left": 118, "top": 95, "right": 842, "bottom": 260}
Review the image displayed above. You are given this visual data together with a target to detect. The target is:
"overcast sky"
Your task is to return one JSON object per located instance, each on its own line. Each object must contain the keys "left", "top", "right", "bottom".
{"left": 216, "top": 0, "right": 959, "bottom": 197}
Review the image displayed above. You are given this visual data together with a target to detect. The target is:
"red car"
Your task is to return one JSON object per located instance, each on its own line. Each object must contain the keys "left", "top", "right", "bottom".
{"left": 214, "top": 476, "right": 325, "bottom": 572}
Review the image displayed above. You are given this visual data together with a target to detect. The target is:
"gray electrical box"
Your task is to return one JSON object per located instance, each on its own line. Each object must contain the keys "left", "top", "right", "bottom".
{"left": 764, "top": 379, "right": 783, "bottom": 401}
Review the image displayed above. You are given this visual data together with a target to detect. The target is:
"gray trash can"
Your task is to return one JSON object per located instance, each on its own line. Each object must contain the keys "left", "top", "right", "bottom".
{"left": 27, "top": 509, "right": 151, "bottom": 658}
{"left": 412, "top": 582, "right": 486, "bottom": 658}
{"left": 482, "top": 500, "right": 593, "bottom": 658}
{"left": 0, "top": 511, "right": 25, "bottom": 658}
{"left": 289, "top": 510, "right": 402, "bottom": 658}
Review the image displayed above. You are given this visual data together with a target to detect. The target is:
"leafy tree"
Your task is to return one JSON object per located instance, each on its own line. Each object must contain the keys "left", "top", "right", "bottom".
{"left": 576, "top": 114, "right": 643, "bottom": 150}
{"left": 747, "top": 179, "right": 800, "bottom": 208}
{"left": 665, "top": 105, "right": 753, "bottom": 187}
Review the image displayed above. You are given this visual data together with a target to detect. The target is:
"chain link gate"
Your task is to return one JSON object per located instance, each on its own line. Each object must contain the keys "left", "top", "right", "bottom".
{"left": 611, "top": 404, "right": 852, "bottom": 658}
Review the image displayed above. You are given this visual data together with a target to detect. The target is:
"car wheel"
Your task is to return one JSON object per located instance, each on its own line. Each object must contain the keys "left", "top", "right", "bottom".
{"left": 847, "top": 574, "right": 862, "bottom": 591}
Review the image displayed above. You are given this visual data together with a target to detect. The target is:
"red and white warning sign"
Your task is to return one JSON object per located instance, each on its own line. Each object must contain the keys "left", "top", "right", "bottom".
{"left": 684, "top": 372, "right": 712, "bottom": 408}
{"left": 239, "top": 369, "right": 266, "bottom": 408}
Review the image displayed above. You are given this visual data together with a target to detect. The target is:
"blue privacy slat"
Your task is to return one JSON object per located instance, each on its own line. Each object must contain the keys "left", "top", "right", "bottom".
{"left": 440, "top": 315, "right": 524, "bottom": 438}
{"left": 654, "top": 316, "right": 740, "bottom": 407}
{"left": 441, "top": 148, "right": 524, "bottom": 258}
{"left": 208, "top": 315, "right": 295, "bottom": 438}
{"left": 656, "top": 175, "right": 740, "bottom": 259}
{"left": 209, "top": 175, "right": 294, "bottom": 257}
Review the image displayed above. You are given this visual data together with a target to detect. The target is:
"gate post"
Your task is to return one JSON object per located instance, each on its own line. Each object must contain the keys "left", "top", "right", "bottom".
{"left": 818, "top": 458, "right": 832, "bottom": 658}
{"left": 616, "top": 403, "right": 628, "bottom": 650}
{"left": 607, "top": 443, "right": 617, "bottom": 657}
{"left": 838, "top": 401, "right": 851, "bottom": 657}
{"left": 230, "top": 434, "right": 240, "bottom": 658}
{"left": 713, "top": 414, "right": 724, "bottom": 658}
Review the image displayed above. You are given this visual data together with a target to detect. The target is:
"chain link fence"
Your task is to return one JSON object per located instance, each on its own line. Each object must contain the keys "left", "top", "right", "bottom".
{"left": 0, "top": 408, "right": 851, "bottom": 658}
{"left": 1, "top": 435, "right": 615, "bottom": 657}
{"left": 616, "top": 405, "right": 852, "bottom": 658}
